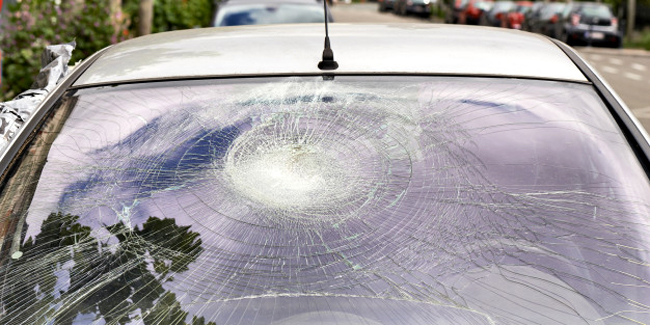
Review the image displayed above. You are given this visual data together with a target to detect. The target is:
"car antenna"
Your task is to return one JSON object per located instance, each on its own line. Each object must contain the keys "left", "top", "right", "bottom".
{"left": 318, "top": 0, "right": 338, "bottom": 72}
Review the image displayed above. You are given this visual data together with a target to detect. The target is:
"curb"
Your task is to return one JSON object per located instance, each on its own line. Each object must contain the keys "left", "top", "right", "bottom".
{"left": 574, "top": 46, "right": 650, "bottom": 58}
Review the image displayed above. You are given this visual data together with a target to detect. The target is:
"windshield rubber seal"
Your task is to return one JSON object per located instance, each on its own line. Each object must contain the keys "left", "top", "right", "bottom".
{"left": 66, "top": 72, "right": 591, "bottom": 91}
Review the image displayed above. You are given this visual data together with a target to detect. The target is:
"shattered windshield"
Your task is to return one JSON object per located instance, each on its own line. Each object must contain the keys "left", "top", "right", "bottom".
{"left": 1, "top": 76, "right": 650, "bottom": 324}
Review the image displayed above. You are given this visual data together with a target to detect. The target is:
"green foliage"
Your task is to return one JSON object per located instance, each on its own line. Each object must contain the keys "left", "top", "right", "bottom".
{"left": 625, "top": 29, "right": 650, "bottom": 50}
{"left": 122, "top": 0, "right": 215, "bottom": 34}
{"left": 0, "top": 0, "right": 213, "bottom": 101}
{"left": 153, "top": 0, "right": 215, "bottom": 32}
{"left": 0, "top": 0, "right": 130, "bottom": 101}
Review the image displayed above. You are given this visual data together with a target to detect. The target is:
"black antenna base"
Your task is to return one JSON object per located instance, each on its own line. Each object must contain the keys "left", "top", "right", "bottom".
{"left": 318, "top": 55, "right": 338, "bottom": 70}
{"left": 318, "top": 61, "right": 339, "bottom": 70}
{"left": 318, "top": 37, "right": 339, "bottom": 70}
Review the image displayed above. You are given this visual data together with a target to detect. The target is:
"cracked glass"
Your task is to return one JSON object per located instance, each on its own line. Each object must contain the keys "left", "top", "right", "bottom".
{"left": 1, "top": 76, "right": 649, "bottom": 324}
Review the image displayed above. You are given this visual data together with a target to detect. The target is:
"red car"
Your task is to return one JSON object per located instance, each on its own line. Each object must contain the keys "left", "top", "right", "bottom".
{"left": 464, "top": 0, "right": 494, "bottom": 25}
{"left": 506, "top": 1, "right": 533, "bottom": 29}
{"left": 462, "top": 0, "right": 494, "bottom": 24}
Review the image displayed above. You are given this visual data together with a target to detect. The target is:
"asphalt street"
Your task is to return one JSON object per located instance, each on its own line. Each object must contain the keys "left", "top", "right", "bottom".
{"left": 331, "top": 3, "right": 650, "bottom": 132}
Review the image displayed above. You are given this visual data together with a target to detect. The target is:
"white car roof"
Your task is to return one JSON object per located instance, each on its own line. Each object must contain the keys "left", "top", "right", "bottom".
{"left": 73, "top": 23, "right": 588, "bottom": 87}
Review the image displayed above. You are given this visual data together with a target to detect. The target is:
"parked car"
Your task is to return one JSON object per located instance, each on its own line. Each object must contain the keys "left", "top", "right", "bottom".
{"left": 393, "top": 0, "right": 432, "bottom": 17}
{"left": 458, "top": 0, "right": 494, "bottom": 24}
{"left": 504, "top": 0, "right": 532, "bottom": 29}
{"left": 521, "top": 1, "right": 543, "bottom": 30}
{"left": 554, "top": 1, "right": 622, "bottom": 47}
{"left": 446, "top": 0, "right": 492, "bottom": 24}
{"left": 524, "top": 2, "right": 565, "bottom": 37}
{"left": 480, "top": 0, "right": 516, "bottom": 27}
{"left": 378, "top": 0, "right": 397, "bottom": 11}
{"left": 1, "top": 24, "right": 650, "bottom": 325}
{"left": 212, "top": 0, "right": 331, "bottom": 26}
{"left": 445, "top": 0, "right": 468, "bottom": 23}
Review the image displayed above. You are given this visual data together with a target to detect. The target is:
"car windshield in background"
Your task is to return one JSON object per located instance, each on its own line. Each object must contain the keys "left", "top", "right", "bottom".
{"left": 541, "top": 3, "right": 564, "bottom": 18}
{"left": 2, "top": 76, "right": 650, "bottom": 324}
{"left": 214, "top": 3, "right": 324, "bottom": 26}
{"left": 492, "top": 1, "right": 515, "bottom": 11}
{"left": 580, "top": 4, "right": 613, "bottom": 18}
{"left": 475, "top": 1, "right": 493, "bottom": 11}
{"left": 516, "top": 5, "right": 530, "bottom": 13}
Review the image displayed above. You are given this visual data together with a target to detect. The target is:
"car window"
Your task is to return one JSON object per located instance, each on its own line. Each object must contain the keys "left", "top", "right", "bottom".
{"left": 562, "top": 3, "right": 574, "bottom": 17}
{"left": 214, "top": 3, "right": 324, "bottom": 26}
{"left": 541, "top": 3, "right": 564, "bottom": 19}
{"left": 1, "top": 76, "right": 650, "bottom": 324}
{"left": 475, "top": 1, "right": 493, "bottom": 11}
{"left": 515, "top": 5, "right": 530, "bottom": 13}
{"left": 579, "top": 4, "right": 613, "bottom": 18}
{"left": 492, "top": 1, "right": 515, "bottom": 11}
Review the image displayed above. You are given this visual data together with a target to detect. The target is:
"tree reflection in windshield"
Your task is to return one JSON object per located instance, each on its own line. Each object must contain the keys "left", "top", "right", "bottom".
{"left": 0, "top": 213, "right": 209, "bottom": 325}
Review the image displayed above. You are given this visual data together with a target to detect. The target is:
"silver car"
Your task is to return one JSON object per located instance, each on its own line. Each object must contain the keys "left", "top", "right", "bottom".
{"left": 1, "top": 24, "right": 649, "bottom": 324}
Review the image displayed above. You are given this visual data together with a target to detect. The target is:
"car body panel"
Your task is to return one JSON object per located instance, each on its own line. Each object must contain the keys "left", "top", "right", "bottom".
{"left": 73, "top": 24, "right": 587, "bottom": 87}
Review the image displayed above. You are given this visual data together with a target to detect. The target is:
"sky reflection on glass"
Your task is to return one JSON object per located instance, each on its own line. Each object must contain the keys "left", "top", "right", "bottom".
{"left": 1, "top": 77, "right": 650, "bottom": 324}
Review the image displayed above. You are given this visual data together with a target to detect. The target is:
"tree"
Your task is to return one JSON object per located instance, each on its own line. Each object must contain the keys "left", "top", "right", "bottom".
{"left": 0, "top": 0, "right": 130, "bottom": 100}
{"left": 138, "top": 0, "right": 154, "bottom": 36}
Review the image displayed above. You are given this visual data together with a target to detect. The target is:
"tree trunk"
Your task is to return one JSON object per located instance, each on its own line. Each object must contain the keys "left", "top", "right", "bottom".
{"left": 626, "top": 0, "right": 635, "bottom": 42}
{"left": 138, "top": 0, "right": 154, "bottom": 36}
